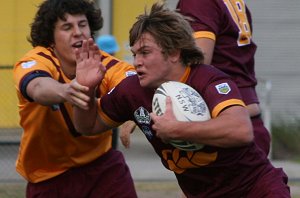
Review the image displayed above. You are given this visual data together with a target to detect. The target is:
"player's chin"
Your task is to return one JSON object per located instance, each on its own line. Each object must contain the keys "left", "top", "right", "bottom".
{"left": 138, "top": 76, "right": 149, "bottom": 87}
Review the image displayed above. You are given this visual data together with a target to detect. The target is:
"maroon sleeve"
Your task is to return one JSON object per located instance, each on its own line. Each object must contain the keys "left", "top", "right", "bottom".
{"left": 188, "top": 65, "right": 244, "bottom": 117}
{"left": 177, "top": 0, "right": 221, "bottom": 34}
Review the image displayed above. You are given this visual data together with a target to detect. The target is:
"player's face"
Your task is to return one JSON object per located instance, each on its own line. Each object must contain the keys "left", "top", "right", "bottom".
{"left": 131, "top": 33, "right": 177, "bottom": 88}
{"left": 53, "top": 14, "right": 91, "bottom": 72}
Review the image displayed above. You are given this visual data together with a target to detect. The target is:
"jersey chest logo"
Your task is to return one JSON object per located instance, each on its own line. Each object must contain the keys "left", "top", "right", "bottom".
{"left": 134, "top": 106, "right": 153, "bottom": 139}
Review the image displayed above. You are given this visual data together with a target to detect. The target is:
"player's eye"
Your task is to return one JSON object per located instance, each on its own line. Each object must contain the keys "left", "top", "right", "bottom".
{"left": 79, "top": 21, "right": 88, "bottom": 28}
{"left": 62, "top": 24, "right": 72, "bottom": 30}
{"left": 141, "top": 50, "right": 150, "bottom": 55}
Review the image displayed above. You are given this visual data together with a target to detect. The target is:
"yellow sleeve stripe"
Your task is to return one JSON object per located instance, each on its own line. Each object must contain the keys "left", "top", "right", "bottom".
{"left": 97, "top": 99, "right": 122, "bottom": 127}
{"left": 193, "top": 31, "right": 216, "bottom": 40}
{"left": 211, "top": 99, "right": 245, "bottom": 118}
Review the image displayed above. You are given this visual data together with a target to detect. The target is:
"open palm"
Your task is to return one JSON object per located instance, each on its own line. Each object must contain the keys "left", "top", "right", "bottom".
{"left": 76, "top": 38, "right": 106, "bottom": 89}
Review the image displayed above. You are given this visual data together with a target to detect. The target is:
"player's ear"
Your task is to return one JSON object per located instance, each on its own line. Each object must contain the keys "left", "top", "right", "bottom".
{"left": 169, "top": 49, "right": 181, "bottom": 63}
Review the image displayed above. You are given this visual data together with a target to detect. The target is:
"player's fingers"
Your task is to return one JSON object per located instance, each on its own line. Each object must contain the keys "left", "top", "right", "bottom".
{"left": 71, "top": 96, "right": 90, "bottom": 110}
{"left": 124, "top": 121, "right": 136, "bottom": 134}
{"left": 89, "top": 39, "right": 99, "bottom": 52}
{"left": 74, "top": 48, "right": 83, "bottom": 63}
{"left": 120, "top": 121, "right": 136, "bottom": 148}
{"left": 71, "top": 79, "right": 89, "bottom": 92}
{"left": 93, "top": 43, "right": 101, "bottom": 61}
{"left": 73, "top": 90, "right": 90, "bottom": 102}
{"left": 120, "top": 133, "right": 130, "bottom": 149}
{"left": 81, "top": 40, "right": 89, "bottom": 59}
{"left": 150, "top": 112, "right": 158, "bottom": 123}
{"left": 164, "top": 96, "right": 174, "bottom": 116}
{"left": 87, "top": 37, "right": 94, "bottom": 47}
{"left": 87, "top": 38, "right": 95, "bottom": 58}
{"left": 99, "top": 63, "right": 107, "bottom": 75}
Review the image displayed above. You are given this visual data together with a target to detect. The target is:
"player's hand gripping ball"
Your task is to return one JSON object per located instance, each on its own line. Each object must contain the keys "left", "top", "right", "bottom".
{"left": 152, "top": 81, "right": 211, "bottom": 151}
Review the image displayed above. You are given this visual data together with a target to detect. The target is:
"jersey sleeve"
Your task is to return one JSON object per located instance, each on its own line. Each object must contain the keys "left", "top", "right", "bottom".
{"left": 97, "top": 77, "right": 136, "bottom": 127}
{"left": 191, "top": 66, "right": 245, "bottom": 118}
{"left": 13, "top": 48, "right": 59, "bottom": 101}
{"left": 177, "top": 0, "right": 221, "bottom": 40}
{"left": 204, "top": 79, "right": 245, "bottom": 118}
{"left": 98, "top": 51, "right": 136, "bottom": 97}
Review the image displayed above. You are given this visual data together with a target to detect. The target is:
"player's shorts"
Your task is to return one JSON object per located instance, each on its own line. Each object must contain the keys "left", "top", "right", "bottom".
{"left": 246, "top": 167, "right": 290, "bottom": 198}
{"left": 26, "top": 149, "right": 137, "bottom": 198}
{"left": 251, "top": 115, "right": 271, "bottom": 155}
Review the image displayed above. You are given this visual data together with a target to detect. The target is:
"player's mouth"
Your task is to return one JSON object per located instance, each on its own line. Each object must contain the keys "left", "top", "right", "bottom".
{"left": 137, "top": 71, "right": 145, "bottom": 78}
{"left": 72, "top": 41, "right": 83, "bottom": 48}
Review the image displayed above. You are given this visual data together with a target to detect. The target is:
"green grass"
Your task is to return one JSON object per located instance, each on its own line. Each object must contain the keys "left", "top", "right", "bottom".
{"left": 272, "top": 119, "right": 300, "bottom": 161}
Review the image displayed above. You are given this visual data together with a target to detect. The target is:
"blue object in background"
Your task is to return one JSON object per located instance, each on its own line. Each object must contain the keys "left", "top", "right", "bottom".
{"left": 96, "top": 34, "right": 120, "bottom": 55}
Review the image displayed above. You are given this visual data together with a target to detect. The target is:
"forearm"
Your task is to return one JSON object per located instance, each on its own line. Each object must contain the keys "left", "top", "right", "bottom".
{"left": 27, "top": 77, "right": 68, "bottom": 105}
{"left": 73, "top": 38, "right": 114, "bottom": 135}
{"left": 180, "top": 118, "right": 252, "bottom": 147}
{"left": 73, "top": 94, "right": 112, "bottom": 135}
{"left": 73, "top": 97, "right": 98, "bottom": 135}
{"left": 171, "top": 108, "right": 253, "bottom": 148}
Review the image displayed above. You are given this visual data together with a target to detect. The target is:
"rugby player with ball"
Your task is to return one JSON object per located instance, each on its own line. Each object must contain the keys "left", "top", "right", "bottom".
{"left": 72, "top": 2, "right": 290, "bottom": 197}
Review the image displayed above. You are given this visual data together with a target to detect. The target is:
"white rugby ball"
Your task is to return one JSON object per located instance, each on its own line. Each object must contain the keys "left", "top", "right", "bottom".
{"left": 152, "top": 81, "right": 211, "bottom": 151}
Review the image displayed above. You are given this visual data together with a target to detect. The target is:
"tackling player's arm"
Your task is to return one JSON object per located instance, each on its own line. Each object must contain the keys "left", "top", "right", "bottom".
{"left": 26, "top": 77, "right": 88, "bottom": 109}
{"left": 73, "top": 38, "right": 117, "bottom": 135}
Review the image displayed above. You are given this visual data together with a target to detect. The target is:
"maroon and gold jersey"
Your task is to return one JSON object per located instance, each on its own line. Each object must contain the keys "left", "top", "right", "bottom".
{"left": 98, "top": 65, "right": 275, "bottom": 196}
{"left": 13, "top": 46, "right": 136, "bottom": 183}
{"left": 177, "top": 0, "right": 258, "bottom": 105}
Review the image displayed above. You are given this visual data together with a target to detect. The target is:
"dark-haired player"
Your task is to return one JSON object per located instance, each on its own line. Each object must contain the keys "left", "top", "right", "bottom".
{"left": 13, "top": 0, "right": 137, "bottom": 197}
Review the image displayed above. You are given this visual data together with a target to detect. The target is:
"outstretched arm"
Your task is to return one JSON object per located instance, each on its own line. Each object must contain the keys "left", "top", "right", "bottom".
{"left": 26, "top": 76, "right": 89, "bottom": 110}
{"left": 72, "top": 38, "right": 110, "bottom": 135}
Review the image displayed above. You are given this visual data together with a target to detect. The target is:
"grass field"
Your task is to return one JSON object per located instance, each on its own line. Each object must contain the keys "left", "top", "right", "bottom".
{"left": 0, "top": 180, "right": 299, "bottom": 198}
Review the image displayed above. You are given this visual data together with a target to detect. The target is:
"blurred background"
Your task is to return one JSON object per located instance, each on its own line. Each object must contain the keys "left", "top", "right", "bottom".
{"left": 0, "top": 0, "right": 300, "bottom": 197}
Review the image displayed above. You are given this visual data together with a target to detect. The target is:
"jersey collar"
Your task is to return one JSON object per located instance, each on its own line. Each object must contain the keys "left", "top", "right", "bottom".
{"left": 179, "top": 66, "right": 191, "bottom": 83}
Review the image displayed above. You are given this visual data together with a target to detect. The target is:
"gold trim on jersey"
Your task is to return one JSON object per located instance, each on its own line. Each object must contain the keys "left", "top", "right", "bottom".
{"left": 193, "top": 31, "right": 216, "bottom": 40}
{"left": 180, "top": 66, "right": 191, "bottom": 83}
{"left": 97, "top": 99, "right": 122, "bottom": 127}
{"left": 211, "top": 99, "right": 245, "bottom": 118}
